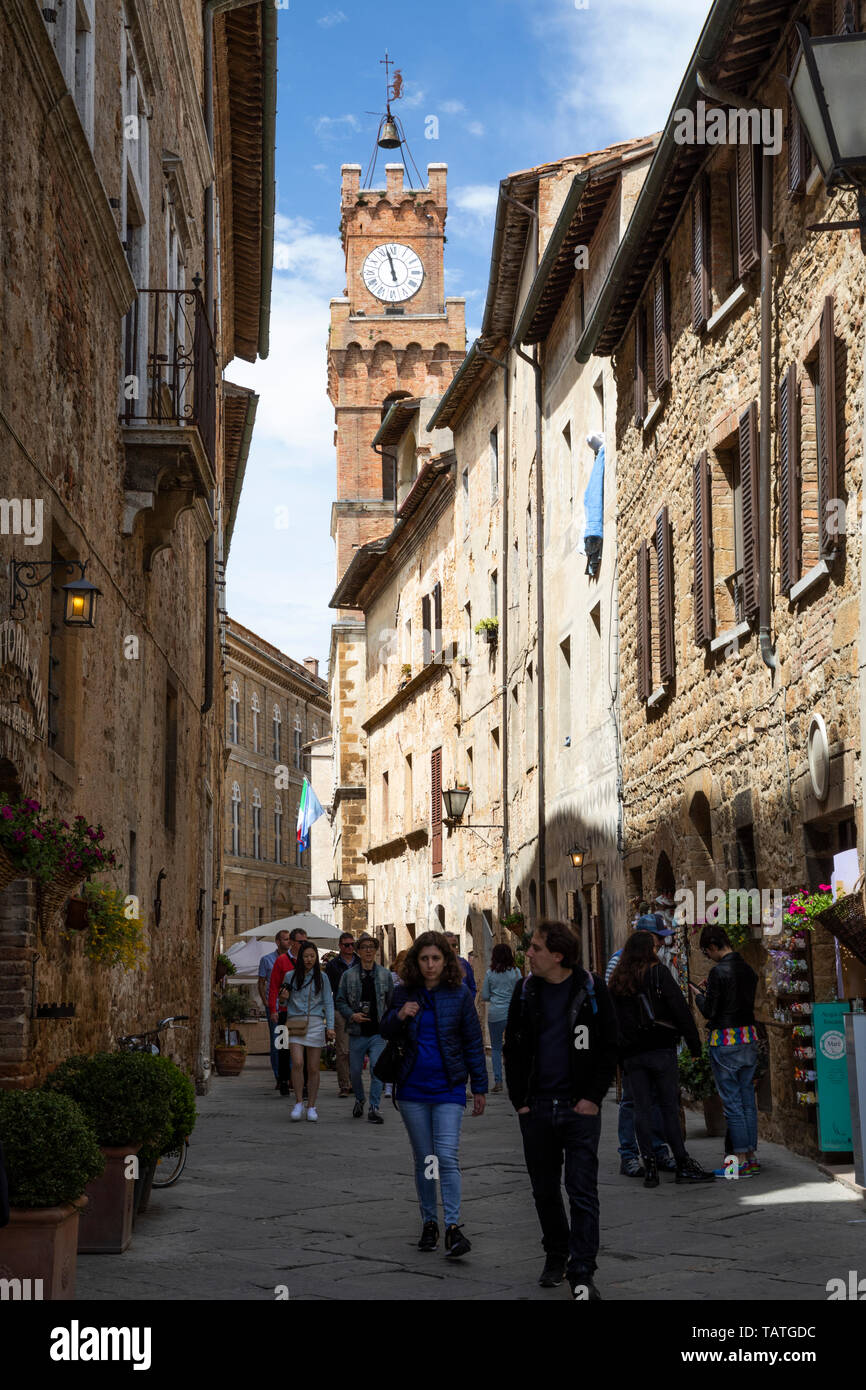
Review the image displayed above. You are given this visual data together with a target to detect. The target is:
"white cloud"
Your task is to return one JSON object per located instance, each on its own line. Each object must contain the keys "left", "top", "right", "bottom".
{"left": 400, "top": 84, "right": 426, "bottom": 109}
{"left": 466, "top": 121, "right": 485, "bottom": 137}
{"left": 317, "top": 9, "right": 347, "bottom": 27}
{"left": 439, "top": 100, "right": 465, "bottom": 116}
{"left": 272, "top": 214, "right": 344, "bottom": 289}
{"left": 314, "top": 113, "right": 361, "bottom": 140}
{"left": 450, "top": 183, "right": 499, "bottom": 239}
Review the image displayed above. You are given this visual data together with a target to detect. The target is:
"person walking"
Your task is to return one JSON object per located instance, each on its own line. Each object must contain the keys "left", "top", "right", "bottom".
{"left": 690, "top": 923, "right": 760, "bottom": 1177}
{"left": 391, "top": 949, "right": 409, "bottom": 984}
{"left": 380, "top": 931, "right": 487, "bottom": 1257}
{"left": 480, "top": 944, "right": 521, "bottom": 1093}
{"left": 504, "top": 920, "right": 618, "bottom": 1299}
{"left": 606, "top": 914, "right": 677, "bottom": 1177}
{"left": 608, "top": 932, "right": 713, "bottom": 1188}
{"left": 272, "top": 943, "right": 335, "bottom": 1122}
{"left": 326, "top": 932, "right": 358, "bottom": 1098}
{"left": 258, "top": 929, "right": 291, "bottom": 1091}
{"left": 445, "top": 932, "right": 477, "bottom": 998}
{"left": 335, "top": 934, "right": 394, "bottom": 1124}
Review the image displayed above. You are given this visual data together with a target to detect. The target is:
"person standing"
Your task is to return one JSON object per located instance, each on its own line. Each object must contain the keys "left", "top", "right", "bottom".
{"left": 504, "top": 921, "right": 618, "bottom": 1300}
{"left": 326, "top": 932, "right": 358, "bottom": 1098}
{"left": 609, "top": 933, "right": 713, "bottom": 1188}
{"left": 278, "top": 943, "right": 335, "bottom": 1122}
{"left": 480, "top": 944, "right": 521, "bottom": 1093}
{"left": 335, "top": 934, "right": 394, "bottom": 1124}
{"left": 258, "top": 929, "right": 291, "bottom": 1091}
{"left": 445, "top": 932, "right": 477, "bottom": 998}
{"left": 690, "top": 923, "right": 760, "bottom": 1177}
{"left": 380, "top": 931, "right": 487, "bottom": 1257}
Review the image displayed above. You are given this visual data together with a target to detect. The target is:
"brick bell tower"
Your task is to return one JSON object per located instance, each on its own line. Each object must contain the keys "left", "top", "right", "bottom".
{"left": 327, "top": 158, "right": 465, "bottom": 935}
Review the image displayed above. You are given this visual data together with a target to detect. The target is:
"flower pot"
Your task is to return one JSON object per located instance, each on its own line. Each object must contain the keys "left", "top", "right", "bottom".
{"left": 0, "top": 841, "right": 27, "bottom": 895}
{"left": 702, "top": 1093, "right": 726, "bottom": 1138}
{"left": 77, "top": 1145, "right": 140, "bottom": 1254}
{"left": 37, "top": 872, "right": 85, "bottom": 928}
{"left": 482, "top": 628, "right": 498, "bottom": 645}
{"left": 0, "top": 1195, "right": 86, "bottom": 1300}
{"left": 214, "top": 1045, "right": 246, "bottom": 1076}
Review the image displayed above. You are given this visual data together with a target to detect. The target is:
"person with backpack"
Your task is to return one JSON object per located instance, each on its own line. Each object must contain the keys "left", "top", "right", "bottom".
{"left": 503, "top": 920, "right": 618, "bottom": 1300}
{"left": 480, "top": 943, "right": 521, "bottom": 1092}
{"left": 608, "top": 932, "right": 713, "bottom": 1188}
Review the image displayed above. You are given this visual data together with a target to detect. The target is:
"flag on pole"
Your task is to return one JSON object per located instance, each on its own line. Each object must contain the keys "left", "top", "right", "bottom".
{"left": 297, "top": 776, "right": 325, "bottom": 853}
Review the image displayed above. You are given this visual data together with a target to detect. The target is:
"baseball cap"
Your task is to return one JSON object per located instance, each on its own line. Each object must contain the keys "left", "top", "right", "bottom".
{"left": 635, "top": 913, "right": 674, "bottom": 939}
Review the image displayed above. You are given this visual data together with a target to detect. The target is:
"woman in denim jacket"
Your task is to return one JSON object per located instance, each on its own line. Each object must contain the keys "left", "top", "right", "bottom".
{"left": 279, "top": 944, "right": 334, "bottom": 1124}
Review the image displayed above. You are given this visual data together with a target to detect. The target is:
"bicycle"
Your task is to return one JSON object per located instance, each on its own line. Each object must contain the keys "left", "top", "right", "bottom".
{"left": 116, "top": 1015, "right": 191, "bottom": 1187}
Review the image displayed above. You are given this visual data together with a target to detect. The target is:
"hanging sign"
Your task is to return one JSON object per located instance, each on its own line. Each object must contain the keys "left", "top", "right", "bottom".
{"left": 814, "top": 1001, "right": 852, "bottom": 1151}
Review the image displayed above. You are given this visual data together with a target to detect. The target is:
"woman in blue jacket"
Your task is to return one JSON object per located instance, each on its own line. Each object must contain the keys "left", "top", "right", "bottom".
{"left": 380, "top": 931, "right": 487, "bottom": 1258}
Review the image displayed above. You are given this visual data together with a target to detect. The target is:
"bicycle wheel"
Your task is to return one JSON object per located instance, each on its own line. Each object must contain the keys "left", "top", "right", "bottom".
{"left": 151, "top": 1141, "right": 187, "bottom": 1188}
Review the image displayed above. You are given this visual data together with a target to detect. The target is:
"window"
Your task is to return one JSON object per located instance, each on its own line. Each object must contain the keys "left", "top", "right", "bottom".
{"left": 251, "top": 692, "right": 260, "bottom": 753}
{"left": 466, "top": 745, "right": 473, "bottom": 790}
{"left": 45, "top": 0, "right": 95, "bottom": 143}
{"left": 562, "top": 422, "right": 573, "bottom": 506}
{"left": 382, "top": 771, "right": 390, "bottom": 830}
{"left": 490, "top": 427, "right": 499, "bottom": 500}
{"left": 231, "top": 783, "right": 241, "bottom": 855}
{"left": 272, "top": 703, "right": 281, "bottom": 761}
{"left": 694, "top": 404, "right": 759, "bottom": 646}
{"left": 312, "top": 722, "right": 318, "bottom": 740}
{"left": 128, "top": 830, "right": 137, "bottom": 897}
{"left": 559, "top": 637, "right": 571, "bottom": 743}
{"left": 489, "top": 726, "right": 500, "bottom": 800}
{"left": 464, "top": 601, "right": 472, "bottom": 660}
{"left": 293, "top": 716, "right": 302, "bottom": 769}
{"left": 405, "top": 752, "right": 413, "bottom": 826}
{"left": 229, "top": 681, "right": 239, "bottom": 743}
{"left": 633, "top": 307, "right": 647, "bottom": 426}
{"left": 234, "top": 903, "right": 240, "bottom": 936}
{"left": 432, "top": 582, "right": 443, "bottom": 660}
{"left": 274, "top": 795, "right": 283, "bottom": 863}
{"left": 526, "top": 663, "right": 535, "bottom": 771}
{"left": 121, "top": 31, "right": 150, "bottom": 382}
{"left": 462, "top": 467, "right": 470, "bottom": 537}
{"left": 431, "top": 748, "right": 443, "bottom": 876}
{"left": 791, "top": 296, "right": 839, "bottom": 581}
{"left": 637, "top": 507, "right": 676, "bottom": 698}
{"left": 490, "top": 569, "right": 498, "bottom": 619}
{"left": 548, "top": 879, "right": 558, "bottom": 920}
{"left": 588, "top": 603, "right": 602, "bottom": 726}
{"left": 421, "top": 594, "right": 432, "bottom": 664}
{"left": 164, "top": 680, "right": 178, "bottom": 832}
{"left": 403, "top": 618, "right": 412, "bottom": 667}
{"left": 510, "top": 683, "right": 521, "bottom": 774}
{"left": 252, "top": 788, "right": 262, "bottom": 860}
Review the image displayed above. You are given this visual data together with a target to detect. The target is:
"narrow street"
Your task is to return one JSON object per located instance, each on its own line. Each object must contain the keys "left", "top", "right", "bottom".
{"left": 76, "top": 1056, "right": 865, "bottom": 1303}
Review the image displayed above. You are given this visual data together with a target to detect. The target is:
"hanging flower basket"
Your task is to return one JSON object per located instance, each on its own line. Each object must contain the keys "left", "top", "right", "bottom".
{"left": 814, "top": 877, "right": 866, "bottom": 967}
{"left": 38, "top": 873, "right": 86, "bottom": 928}
{"left": 0, "top": 799, "right": 118, "bottom": 925}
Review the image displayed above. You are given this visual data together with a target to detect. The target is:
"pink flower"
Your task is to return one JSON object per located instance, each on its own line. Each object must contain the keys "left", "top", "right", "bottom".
{"left": 818, "top": 884, "right": 831, "bottom": 892}
{"left": 31, "top": 830, "right": 43, "bottom": 840}
{"left": 12, "top": 830, "right": 25, "bottom": 843}
{"left": 23, "top": 799, "right": 40, "bottom": 812}
{"left": 0, "top": 807, "right": 13, "bottom": 820}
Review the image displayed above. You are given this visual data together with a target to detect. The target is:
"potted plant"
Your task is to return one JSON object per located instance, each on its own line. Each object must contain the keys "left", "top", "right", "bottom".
{"left": 678, "top": 1044, "right": 725, "bottom": 1137}
{"left": 215, "top": 952, "right": 237, "bottom": 984}
{"left": 501, "top": 910, "right": 525, "bottom": 934}
{"left": 45, "top": 1052, "right": 173, "bottom": 1253}
{"left": 213, "top": 988, "right": 249, "bottom": 1075}
{"left": 0, "top": 799, "right": 118, "bottom": 923}
{"left": 0, "top": 1090, "right": 103, "bottom": 1299}
{"left": 474, "top": 617, "right": 499, "bottom": 646}
{"left": 398, "top": 663, "right": 412, "bottom": 689}
{"left": 62, "top": 880, "right": 146, "bottom": 968}
{"left": 134, "top": 1057, "right": 197, "bottom": 1217}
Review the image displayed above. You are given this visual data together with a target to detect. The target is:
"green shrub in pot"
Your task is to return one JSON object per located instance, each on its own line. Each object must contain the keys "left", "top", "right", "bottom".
{"left": 0, "top": 1090, "right": 103, "bottom": 1208}
{"left": 137, "top": 1056, "right": 196, "bottom": 1169}
{"left": 677, "top": 1043, "right": 717, "bottom": 1101}
{"left": 44, "top": 1051, "right": 173, "bottom": 1149}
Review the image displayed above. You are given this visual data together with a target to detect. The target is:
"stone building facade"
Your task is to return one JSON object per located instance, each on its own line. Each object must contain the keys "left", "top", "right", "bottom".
{"left": 578, "top": 0, "right": 866, "bottom": 1154}
{"left": 0, "top": 0, "right": 274, "bottom": 1088}
{"left": 222, "top": 620, "right": 329, "bottom": 946}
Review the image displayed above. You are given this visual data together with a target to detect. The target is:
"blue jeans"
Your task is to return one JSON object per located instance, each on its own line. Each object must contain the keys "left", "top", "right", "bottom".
{"left": 267, "top": 1018, "right": 279, "bottom": 1080}
{"left": 398, "top": 1100, "right": 465, "bottom": 1226}
{"left": 350, "top": 1033, "right": 387, "bottom": 1110}
{"left": 618, "top": 1073, "right": 670, "bottom": 1158}
{"left": 519, "top": 1098, "right": 602, "bottom": 1278}
{"left": 709, "top": 1042, "right": 758, "bottom": 1152}
{"left": 488, "top": 1017, "right": 507, "bottom": 1084}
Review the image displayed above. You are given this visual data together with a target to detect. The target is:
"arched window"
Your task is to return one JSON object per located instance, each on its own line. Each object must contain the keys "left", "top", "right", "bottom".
{"left": 293, "top": 713, "right": 302, "bottom": 770}
{"left": 312, "top": 722, "right": 319, "bottom": 741}
{"left": 229, "top": 682, "right": 239, "bottom": 744}
{"left": 251, "top": 692, "right": 261, "bottom": 753}
{"left": 274, "top": 794, "right": 283, "bottom": 863}
{"left": 231, "top": 782, "right": 241, "bottom": 855}
{"left": 252, "top": 787, "right": 262, "bottom": 860}
{"left": 272, "top": 703, "right": 282, "bottom": 762}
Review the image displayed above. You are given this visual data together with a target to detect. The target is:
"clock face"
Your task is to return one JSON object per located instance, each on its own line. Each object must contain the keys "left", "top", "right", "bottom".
{"left": 362, "top": 243, "right": 424, "bottom": 303}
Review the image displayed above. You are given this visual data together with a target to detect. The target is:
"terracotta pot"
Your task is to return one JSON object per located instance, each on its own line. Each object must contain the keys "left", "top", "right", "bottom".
{"left": 78, "top": 1145, "right": 140, "bottom": 1254}
{"left": 214, "top": 1045, "right": 246, "bottom": 1076}
{"left": 0, "top": 1196, "right": 86, "bottom": 1300}
{"left": 702, "top": 1093, "right": 727, "bottom": 1138}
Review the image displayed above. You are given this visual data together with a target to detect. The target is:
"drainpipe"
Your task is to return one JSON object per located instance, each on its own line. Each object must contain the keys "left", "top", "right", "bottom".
{"left": 513, "top": 342, "right": 545, "bottom": 918}
{"left": 476, "top": 346, "right": 511, "bottom": 915}
{"left": 759, "top": 148, "right": 777, "bottom": 673}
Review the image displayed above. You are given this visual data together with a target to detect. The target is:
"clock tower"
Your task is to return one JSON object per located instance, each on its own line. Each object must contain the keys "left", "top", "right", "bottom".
{"left": 326, "top": 159, "right": 465, "bottom": 934}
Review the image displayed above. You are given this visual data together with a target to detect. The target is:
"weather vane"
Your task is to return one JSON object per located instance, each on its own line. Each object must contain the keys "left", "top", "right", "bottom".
{"left": 362, "top": 51, "right": 424, "bottom": 189}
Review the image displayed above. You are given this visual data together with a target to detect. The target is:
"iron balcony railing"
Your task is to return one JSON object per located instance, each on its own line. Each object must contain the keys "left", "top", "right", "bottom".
{"left": 121, "top": 286, "right": 216, "bottom": 471}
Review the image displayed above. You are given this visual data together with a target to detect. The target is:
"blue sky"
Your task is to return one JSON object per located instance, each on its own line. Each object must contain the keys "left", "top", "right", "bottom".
{"left": 226, "top": 0, "right": 713, "bottom": 674}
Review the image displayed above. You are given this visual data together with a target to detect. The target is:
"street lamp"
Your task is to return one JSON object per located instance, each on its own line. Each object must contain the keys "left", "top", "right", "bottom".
{"left": 568, "top": 846, "right": 586, "bottom": 869}
{"left": 442, "top": 786, "right": 471, "bottom": 825}
{"left": 327, "top": 878, "right": 342, "bottom": 904}
{"left": 10, "top": 558, "right": 102, "bottom": 626}
{"left": 789, "top": 16, "right": 866, "bottom": 247}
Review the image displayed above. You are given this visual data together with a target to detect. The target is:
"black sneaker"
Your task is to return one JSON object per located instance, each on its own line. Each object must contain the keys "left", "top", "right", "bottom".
{"left": 675, "top": 1155, "right": 715, "bottom": 1183}
{"left": 655, "top": 1150, "right": 678, "bottom": 1172}
{"left": 418, "top": 1220, "right": 439, "bottom": 1251}
{"left": 538, "top": 1253, "right": 567, "bottom": 1287}
{"left": 352, "top": 1100, "right": 364, "bottom": 1118}
{"left": 367, "top": 1108, "right": 384, "bottom": 1124}
{"left": 619, "top": 1156, "right": 645, "bottom": 1177}
{"left": 642, "top": 1155, "right": 659, "bottom": 1189}
{"left": 444, "top": 1225, "right": 471, "bottom": 1259}
{"left": 568, "top": 1275, "right": 601, "bottom": 1301}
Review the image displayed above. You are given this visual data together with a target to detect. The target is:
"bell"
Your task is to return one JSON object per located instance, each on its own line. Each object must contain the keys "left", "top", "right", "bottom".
{"left": 378, "top": 115, "right": 401, "bottom": 149}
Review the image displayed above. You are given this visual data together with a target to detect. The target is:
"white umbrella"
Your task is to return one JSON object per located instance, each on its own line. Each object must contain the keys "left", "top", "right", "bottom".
{"left": 240, "top": 911, "right": 342, "bottom": 942}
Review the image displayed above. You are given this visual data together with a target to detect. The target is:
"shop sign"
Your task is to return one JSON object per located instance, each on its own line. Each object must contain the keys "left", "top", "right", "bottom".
{"left": 814, "top": 1001, "right": 853, "bottom": 1151}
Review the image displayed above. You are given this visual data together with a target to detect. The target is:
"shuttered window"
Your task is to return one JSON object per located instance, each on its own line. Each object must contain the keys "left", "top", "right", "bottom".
{"left": 735, "top": 144, "right": 759, "bottom": 278}
{"left": 656, "top": 506, "right": 675, "bottom": 684}
{"left": 432, "top": 581, "right": 443, "bottom": 659}
{"left": 818, "top": 294, "right": 838, "bottom": 558}
{"left": 739, "top": 402, "right": 760, "bottom": 620}
{"left": 633, "top": 306, "right": 647, "bottom": 426}
{"left": 779, "top": 363, "right": 801, "bottom": 594}
{"left": 430, "top": 747, "right": 442, "bottom": 877}
{"left": 787, "top": 35, "right": 810, "bottom": 196}
{"left": 693, "top": 450, "right": 714, "bottom": 645}
{"left": 653, "top": 261, "right": 671, "bottom": 396}
{"left": 421, "top": 593, "right": 432, "bottom": 665}
{"left": 636, "top": 540, "right": 651, "bottom": 702}
{"left": 692, "top": 179, "right": 710, "bottom": 333}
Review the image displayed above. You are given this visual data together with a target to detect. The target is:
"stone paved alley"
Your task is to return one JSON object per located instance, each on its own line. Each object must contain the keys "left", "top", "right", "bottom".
{"left": 75, "top": 1056, "right": 866, "bottom": 1302}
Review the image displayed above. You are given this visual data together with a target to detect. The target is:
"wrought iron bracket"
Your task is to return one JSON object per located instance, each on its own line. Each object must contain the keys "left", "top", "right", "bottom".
{"left": 9, "top": 558, "right": 87, "bottom": 622}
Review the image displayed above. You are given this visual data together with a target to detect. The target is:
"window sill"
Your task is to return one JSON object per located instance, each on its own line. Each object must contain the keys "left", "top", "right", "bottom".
{"left": 709, "top": 620, "right": 751, "bottom": 653}
{"left": 789, "top": 558, "right": 830, "bottom": 603}
{"left": 642, "top": 397, "right": 663, "bottom": 433}
{"left": 646, "top": 685, "right": 668, "bottom": 709}
{"left": 45, "top": 747, "right": 76, "bottom": 788}
{"left": 707, "top": 283, "right": 749, "bottom": 335}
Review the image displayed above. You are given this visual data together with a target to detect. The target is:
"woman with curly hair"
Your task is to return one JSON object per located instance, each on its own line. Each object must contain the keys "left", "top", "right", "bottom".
{"left": 380, "top": 930, "right": 488, "bottom": 1258}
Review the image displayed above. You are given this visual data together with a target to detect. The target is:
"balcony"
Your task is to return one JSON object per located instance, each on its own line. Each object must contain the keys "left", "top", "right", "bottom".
{"left": 120, "top": 286, "right": 217, "bottom": 568}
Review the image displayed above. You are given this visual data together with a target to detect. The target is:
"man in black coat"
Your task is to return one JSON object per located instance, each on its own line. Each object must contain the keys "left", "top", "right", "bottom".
{"left": 504, "top": 921, "right": 618, "bottom": 1301}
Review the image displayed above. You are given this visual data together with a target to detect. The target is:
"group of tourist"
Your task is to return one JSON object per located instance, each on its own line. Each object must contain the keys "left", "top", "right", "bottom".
{"left": 253, "top": 908, "right": 759, "bottom": 1298}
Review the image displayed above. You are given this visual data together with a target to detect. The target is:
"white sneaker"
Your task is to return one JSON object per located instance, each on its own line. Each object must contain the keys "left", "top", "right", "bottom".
{"left": 290, "top": 1102, "right": 305, "bottom": 1122}
{"left": 384, "top": 1084, "right": 393, "bottom": 1097}
{"left": 306, "top": 1106, "right": 318, "bottom": 1122}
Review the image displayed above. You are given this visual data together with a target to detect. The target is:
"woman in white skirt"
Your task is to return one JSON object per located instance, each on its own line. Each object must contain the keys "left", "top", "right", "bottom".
{"left": 280, "top": 944, "right": 335, "bottom": 1121}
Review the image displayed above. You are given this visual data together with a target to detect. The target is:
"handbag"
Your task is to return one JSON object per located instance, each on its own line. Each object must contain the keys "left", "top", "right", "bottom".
{"left": 636, "top": 966, "right": 677, "bottom": 1033}
{"left": 282, "top": 981, "right": 314, "bottom": 1036}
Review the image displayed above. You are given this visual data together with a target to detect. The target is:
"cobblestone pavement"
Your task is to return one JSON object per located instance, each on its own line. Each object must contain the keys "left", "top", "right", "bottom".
{"left": 76, "top": 1055, "right": 866, "bottom": 1302}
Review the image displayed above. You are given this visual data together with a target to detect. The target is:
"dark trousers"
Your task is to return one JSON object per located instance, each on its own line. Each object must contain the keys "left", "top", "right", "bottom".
{"left": 276, "top": 1015, "right": 309, "bottom": 1091}
{"left": 623, "top": 1048, "right": 686, "bottom": 1165}
{"left": 519, "top": 1098, "right": 602, "bottom": 1278}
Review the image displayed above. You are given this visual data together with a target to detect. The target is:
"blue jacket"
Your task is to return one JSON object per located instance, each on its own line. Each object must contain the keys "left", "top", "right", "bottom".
{"left": 380, "top": 983, "right": 488, "bottom": 1094}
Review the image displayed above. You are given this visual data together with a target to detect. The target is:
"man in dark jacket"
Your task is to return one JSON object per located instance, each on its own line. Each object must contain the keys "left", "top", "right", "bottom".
{"left": 504, "top": 921, "right": 618, "bottom": 1301}
{"left": 691, "top": 923, "right": 760, "bottom": 1177}
{"left": 336, "top": 934, "right": 394, "bottom": 1123}
{"left": 325, "top": 933, "right": 358, "bottom": 1097}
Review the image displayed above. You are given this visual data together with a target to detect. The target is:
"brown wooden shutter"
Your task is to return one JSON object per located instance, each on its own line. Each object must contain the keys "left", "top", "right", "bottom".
{"left": 656, "top": 506, "right": 675, "bottom": 683}
{"left": 693, "top": 450, "right": 714, "bottom": 645}
{"left": 421, "top": 593, "right": 432, "bottom": 664}
{"left": 430, "top": 747, "right": 442, "bottom": 876}
{"left": 432, "top": 580, "right": 443, "bottom": 659}
{"left": 818, "top": 294, "right": 838, "bottom": 557}
{"left": 691, "top": 180, "right": 710, "bottom": 333}
{"left": 636, "top": 540, "right": 651, "bottom": 702}
{"left": 736, "top": 144, "right": 759, "bottom": 278}
{"left": 633, "top": 307, "right": 647, "bottom": 426}
{"left": 653, "top": 261, "right": 671, "bottom": 395}
{"left": 739, "top": 402, "right": 760, "bottom": 619}
{"left": 779, "top": 363, "right": 801, "bottom": 593}
{"left": 787, "top": 42, "right": 809, "bottom": 197}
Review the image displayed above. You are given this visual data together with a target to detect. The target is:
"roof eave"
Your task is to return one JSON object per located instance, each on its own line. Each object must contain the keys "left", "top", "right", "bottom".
{"left": 512, "top": 172, "right": 589, "bottom": 346}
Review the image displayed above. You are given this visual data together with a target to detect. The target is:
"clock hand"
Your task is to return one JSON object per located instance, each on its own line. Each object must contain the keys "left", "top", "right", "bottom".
{"left": 386, "top": 250, "right": 398, "bottom": 283}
